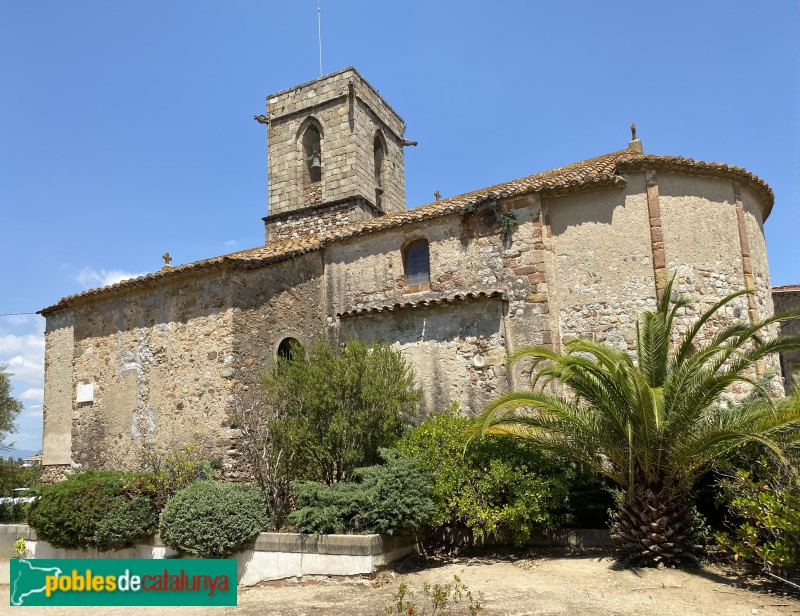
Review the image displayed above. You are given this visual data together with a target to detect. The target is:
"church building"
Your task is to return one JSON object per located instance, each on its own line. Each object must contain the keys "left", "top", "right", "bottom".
{"left": 39, "top": 68, "right": 779, "bottom": 482}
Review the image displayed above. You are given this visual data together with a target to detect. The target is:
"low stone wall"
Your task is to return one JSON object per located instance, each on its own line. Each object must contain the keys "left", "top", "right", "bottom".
{"left": 432, "top": 527, "right": 611, "bottom": 548}
{"left": 0, "top": 525, "right": 417, "bottom": 586}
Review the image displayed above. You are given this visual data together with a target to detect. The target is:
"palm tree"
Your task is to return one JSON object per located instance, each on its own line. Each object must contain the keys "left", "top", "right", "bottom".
{"left": 477, "top": 279, "right": 800, "bottom": 566}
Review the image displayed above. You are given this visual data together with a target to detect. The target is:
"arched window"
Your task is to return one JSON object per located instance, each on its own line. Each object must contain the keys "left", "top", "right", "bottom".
{"left": 373, "top": 133, "right": 385, "bottom": 208}
{"left": 277, "top": 338, "right": 303, "bottom": 362}
{"left": 301, "top": 125, "right": 322, "bottom": 184}
{"left": 403, "top": 239, "right": 430, "bottom": 290}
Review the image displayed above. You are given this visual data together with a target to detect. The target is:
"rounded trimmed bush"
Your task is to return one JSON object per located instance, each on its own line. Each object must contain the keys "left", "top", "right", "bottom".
{"left": 159, "top": 481, "right": 268, "bottom": 558}
{"left": 27, "top": 471, "right": 133, "bottom": 550}
{"left": 94, "top": 496, "right": 158, "bottom": 551}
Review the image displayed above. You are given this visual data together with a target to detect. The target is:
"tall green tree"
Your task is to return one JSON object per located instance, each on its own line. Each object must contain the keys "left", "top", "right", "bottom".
{"left": 0, "top": 365, "right": 23, "bottom": 448}
{"left": 477, "top": 281, "right": 800, "bottom": 566}
{"left": 234, "top": 338, "right": 420, "bottom": 530}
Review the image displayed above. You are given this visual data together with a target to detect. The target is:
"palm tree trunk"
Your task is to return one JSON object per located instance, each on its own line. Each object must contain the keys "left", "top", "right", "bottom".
{"left": 611, "top": 486, "right": 700, "bottom": 566}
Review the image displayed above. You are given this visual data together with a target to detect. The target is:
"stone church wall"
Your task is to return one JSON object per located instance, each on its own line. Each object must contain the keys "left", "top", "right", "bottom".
{"left": 343, "top": 299, "right": 507, "bottom": 415}
{"left": 773, "top": 288, "right": 800, "bottom": 389}
{"left": 659, "top": 173, "right": 749, "bottom": 322}
{"left": 547, "top": 174, "right": 656, "bottom": 350}
{"left": 327, "top": 193, "right": 554, "bottom": 412}
{"left": 63, "top": 270, "right": 237, "bottom": 472}
{"left": 39, "top": 169, "right": 778, "bottom": 480}
{"left": 41, "top": 311, "right": 75, "bottom": 482}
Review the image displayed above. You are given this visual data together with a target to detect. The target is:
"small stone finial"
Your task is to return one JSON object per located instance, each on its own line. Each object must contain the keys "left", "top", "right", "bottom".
{"left": 253, "top": 114, "right": 269, "bottom": 125}
{"left": 434, "top": 190, "right": 441, "bottom": 202}
{"left": 628, "top": 122, "right": 643, "bottom": 153}
{"left": 162, "top": 252, "right": 173, "bottom": 271}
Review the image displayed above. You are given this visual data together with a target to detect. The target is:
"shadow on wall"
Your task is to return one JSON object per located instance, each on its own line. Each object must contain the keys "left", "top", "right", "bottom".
{"left": 342, "top": 299, "right": 506, "bottom": 416}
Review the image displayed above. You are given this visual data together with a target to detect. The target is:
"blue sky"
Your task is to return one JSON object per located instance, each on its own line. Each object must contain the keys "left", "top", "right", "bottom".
{"left": 1, "top": 1, "right": 798, "bottom": 454}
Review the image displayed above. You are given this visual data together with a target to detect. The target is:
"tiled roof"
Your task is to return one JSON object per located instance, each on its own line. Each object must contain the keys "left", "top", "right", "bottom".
{"left": 773, "top": 285, "right": 800, "bottom": 293}
{"left": 40, "top": 147, "right": 775, "bottom": 315}
{"left": 337, "top": 289, "right": 506, "bottom": 319}
{"left": 616, "top": 154, "right": 775, "bottom": 218}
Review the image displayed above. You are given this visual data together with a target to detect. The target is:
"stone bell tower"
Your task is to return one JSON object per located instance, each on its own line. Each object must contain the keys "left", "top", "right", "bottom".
{"left": 259, "top": 67, "right": 410, "bottom": 243}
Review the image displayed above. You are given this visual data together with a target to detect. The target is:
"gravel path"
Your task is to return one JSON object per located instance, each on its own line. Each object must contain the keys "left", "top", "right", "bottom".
{"left": 2, "top": 551, "right": 799, "bottom": 615}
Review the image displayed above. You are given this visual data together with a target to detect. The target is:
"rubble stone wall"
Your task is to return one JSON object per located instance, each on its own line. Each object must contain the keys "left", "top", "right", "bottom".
{"left": 547, "top": 176, "right": 657, "bottom": 351}
{"left": 42, "top": 170, "right": 777, "bottom": 480}
{"left": 773, "top": 288, "right": 800, "bottom": 390}
{"left": 58, "top": 270, "right": 237, "bottom": 475}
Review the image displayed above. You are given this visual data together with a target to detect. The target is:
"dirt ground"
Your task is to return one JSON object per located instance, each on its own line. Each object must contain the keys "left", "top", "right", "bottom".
{"left": 2, "top": 550, "right": 799, "bottom": 615}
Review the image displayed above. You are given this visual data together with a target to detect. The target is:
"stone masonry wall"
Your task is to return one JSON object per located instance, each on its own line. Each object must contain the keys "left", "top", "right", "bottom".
{"left": 42, "top": 167, "right": 779, "bottom": 481}
{"left": 42, "top": 311, "right": 75, "bottom": 473}
{"left": 344, "top": 299, "right": 507, "bottom": 415}
{"left": 264, "top": 199, "right": 379, "bottom": 244}
{"left": 658, "top": 173, "right": 778, "bottom": 395}
{"left": 547, "top": 177, "right": 657, "bottom": 351}
{"left": 227, "top": 252, "right": 327, "bottom": 475}
{"left": 773, "top": 288, "right": 800, "bottom": 390}
{"left": 65, "top": 270, "right": 237, "bottom": 474}
{"left": 326, "top": 193, "right": 554, "bottom": 413}
{"left": 266, "top": 69, "right": 406, "bottom": 220}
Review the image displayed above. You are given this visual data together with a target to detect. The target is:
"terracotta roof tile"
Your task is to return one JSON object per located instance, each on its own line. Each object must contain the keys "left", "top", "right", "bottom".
{"left": 40, "top": 147, "right": 774, "bottom": 314}
{"left": 337, "top": 289, "right": 506, "bottom": 319}
{"left": 616, "top": 154, "right": 775, "bottom": 218}
{"left": 773, "top": 284, "right": 800, "bottom": 293}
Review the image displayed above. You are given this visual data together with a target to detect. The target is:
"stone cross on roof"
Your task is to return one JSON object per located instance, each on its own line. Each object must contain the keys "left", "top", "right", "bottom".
{"left": 162, "top": 252, "right": 173, "bottom": 271}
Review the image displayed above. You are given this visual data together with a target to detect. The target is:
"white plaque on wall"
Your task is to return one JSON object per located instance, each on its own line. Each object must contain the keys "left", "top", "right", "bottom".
{"left": 76, "top": 383, "right": 94, "bottom": 403}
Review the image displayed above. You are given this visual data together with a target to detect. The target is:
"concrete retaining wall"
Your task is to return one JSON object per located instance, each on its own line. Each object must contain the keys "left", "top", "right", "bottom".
{"left": 0, "top": 525, "right": 416, "bottom": 586}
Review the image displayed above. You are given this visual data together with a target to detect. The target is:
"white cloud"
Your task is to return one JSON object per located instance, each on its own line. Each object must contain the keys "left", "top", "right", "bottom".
{"left": 76, "top": 268, "right": 146, "bottom": 289}
{"left": 0, "top": 331, "right": 45, "bottom": 387}
{"left": 20, "top": 388, "right": 43, "bottom": 402}
{"left": 0, "top": 333, "right": 44, "bottom": 356}
{"left": 22, "top": 405, "right": 42, "bottom": 419}
{"left": 3, "top": 355, "right": 43, "bottom": 386}
{"left": 0, "top": 318, "right": 45, "bottom": 451}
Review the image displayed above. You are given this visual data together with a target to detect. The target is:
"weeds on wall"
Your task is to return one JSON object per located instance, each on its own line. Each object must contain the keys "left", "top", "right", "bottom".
{"left": 128, "top": 443, "right": 218, "bottom": 511}
{"left": 460, "top": 202, "right": 479, "bottom": 218}
{"left": 499, "top": 211, "right": 518, "bottom": 243}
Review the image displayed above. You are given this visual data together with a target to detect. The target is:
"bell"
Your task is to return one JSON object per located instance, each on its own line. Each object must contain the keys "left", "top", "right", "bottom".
{"left": 309, "top": 152, "right": 322, "bottom": 172}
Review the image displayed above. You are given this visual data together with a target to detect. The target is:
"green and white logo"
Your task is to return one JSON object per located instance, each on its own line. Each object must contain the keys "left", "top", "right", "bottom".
{"left": 10, "top": 559, "right": 237, "bottom": 606}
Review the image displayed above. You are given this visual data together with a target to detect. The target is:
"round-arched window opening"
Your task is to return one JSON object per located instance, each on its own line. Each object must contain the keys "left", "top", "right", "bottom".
{"left": 277, "top": 338, "right": 303, "bottom": 362}
{"left": 302, "top": 126, "right": 322, "bottom": 184}
{"left": 403, "top": 238, "right": 430, "bottom": 288}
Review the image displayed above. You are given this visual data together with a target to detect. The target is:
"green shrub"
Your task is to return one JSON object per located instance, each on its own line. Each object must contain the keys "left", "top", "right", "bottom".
{"left": 0, "top": 499, "right": 31, "bottom": 524}
{"left": 260, "top": 338, "right": 421, "bottom": 485}
{"left": 159, "top": 481, "right": 268, "bottom": 558}
{"left": 397, "top": 405, "right": 571, "bottom": 541}
{"left": 128, "top": 443, "right": 216, "bottom": 511}
{"left": 27, "top": 471, "right": 133, "bottom": 550}
{"left": 94, "top": 497, "right": 158, "bottom": 552}
{"left": 716, "top": 459, "right": 800, "bottom": 571}
{"left": 289, "top": 450, "right": 436, "bottom": 535}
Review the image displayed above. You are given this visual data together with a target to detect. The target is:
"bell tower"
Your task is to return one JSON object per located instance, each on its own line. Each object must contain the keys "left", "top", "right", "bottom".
{"left": 260, "top": 68, "right": 409, "bottom": 243}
